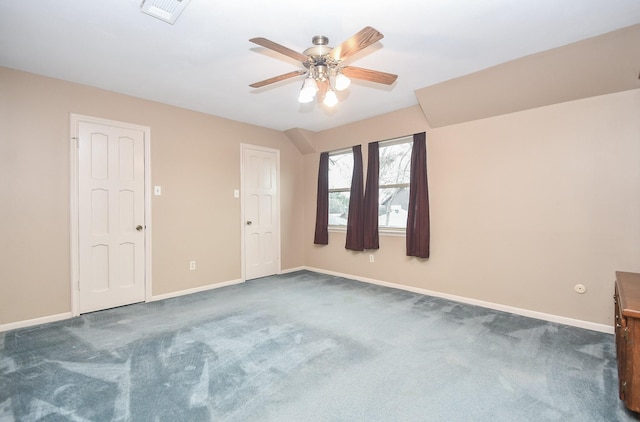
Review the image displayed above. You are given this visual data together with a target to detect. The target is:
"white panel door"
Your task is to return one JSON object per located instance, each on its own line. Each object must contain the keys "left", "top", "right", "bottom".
{"left": 78, "top": 121, "right": 146, "bottom": 313}
{"left": 243, "top": 145, "right": 280, "bottom": 280}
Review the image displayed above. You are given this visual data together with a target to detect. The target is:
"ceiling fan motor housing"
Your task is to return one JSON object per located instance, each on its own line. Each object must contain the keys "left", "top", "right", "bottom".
{"left": 303, "top": 35, "right": 334, "bottom": 64}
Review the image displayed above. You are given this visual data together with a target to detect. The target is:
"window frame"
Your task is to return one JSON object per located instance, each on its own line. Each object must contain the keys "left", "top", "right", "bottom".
{"left": 327, "top": 147, "right": 354, "bottom": 229}
{"left": 377, "top": 136, "right": 413, "bottom": 235}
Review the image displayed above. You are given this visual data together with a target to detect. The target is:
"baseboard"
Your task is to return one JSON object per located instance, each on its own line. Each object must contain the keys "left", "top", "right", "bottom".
{"left": 280, "top": 266, "right": 306, "bottom": 275}
{"left": 2, "top": 271, "right": 612, "bottom": 335}
{"left": 2, "top": 279, "right": 245, "bottom": 332}
{"left": 150, "top": 278, "right": 244, "bottom": 302}
{"left": 0, "top": 312, "right": 74, "bottom": 333}
{"left": 304, "top": 266, "right": 613, "bottom": 334}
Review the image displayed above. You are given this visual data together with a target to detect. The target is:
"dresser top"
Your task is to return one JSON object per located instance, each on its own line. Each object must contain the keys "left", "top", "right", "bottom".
{"left": 616, "top": 271, "right": 640, "bottom": 319}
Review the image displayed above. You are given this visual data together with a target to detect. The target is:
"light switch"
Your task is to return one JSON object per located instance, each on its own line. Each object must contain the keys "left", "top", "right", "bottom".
{"left": 154, "top": 186, "right": 162, "bottom": 196}
{"left": 234, "top": 189, "right": 239, "bottom": 198}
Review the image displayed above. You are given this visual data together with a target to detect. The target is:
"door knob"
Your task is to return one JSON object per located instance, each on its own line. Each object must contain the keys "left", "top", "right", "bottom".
{"left": 136, "top": 225, "right": 144, "bottom": 231}
{"left": 246, "top": 221, "right": 252, "bottom": 226}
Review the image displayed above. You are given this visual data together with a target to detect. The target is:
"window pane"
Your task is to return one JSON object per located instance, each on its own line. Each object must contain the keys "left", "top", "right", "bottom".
{"left": 329, "top": 191, "right": 350, "bottom": 226}
{"left": 378, "top": 187, "right": 409, "bottom": 228}
{"left": 329, "top": 152, "right": 353, "bottom": 189}
{"left": 379, "top": 142, "right": 411, "bottom": 187}
{"left": 378, "top": 140, "right": 411, "bottom": 230}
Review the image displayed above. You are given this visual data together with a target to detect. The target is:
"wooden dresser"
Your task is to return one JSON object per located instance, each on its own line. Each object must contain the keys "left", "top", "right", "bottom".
{"left": 614, "top": 271, "right": 640, "bottom": 411}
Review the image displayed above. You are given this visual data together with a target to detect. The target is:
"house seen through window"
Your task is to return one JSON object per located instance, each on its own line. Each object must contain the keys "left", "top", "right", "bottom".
{"left": 328, "top": 136, "right": 413, "bottom": 230}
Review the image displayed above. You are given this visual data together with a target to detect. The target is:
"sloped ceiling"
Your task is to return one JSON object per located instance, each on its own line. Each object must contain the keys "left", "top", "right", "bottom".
{"left": 416, "top": 24, "right": 640, "bottom": 128}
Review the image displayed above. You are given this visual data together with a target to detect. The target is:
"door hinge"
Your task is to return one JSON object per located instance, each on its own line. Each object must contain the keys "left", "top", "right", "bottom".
{"left": 77, "top": 280, "right": 81, "bottom": 291}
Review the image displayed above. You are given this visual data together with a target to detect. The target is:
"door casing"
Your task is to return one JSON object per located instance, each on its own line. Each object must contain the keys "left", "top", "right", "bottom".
{"left": 70, "top": 114, "right": 152, "bottom": 316}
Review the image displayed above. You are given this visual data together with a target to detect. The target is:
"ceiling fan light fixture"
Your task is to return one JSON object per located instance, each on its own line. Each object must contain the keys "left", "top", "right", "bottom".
{"left": 298, "top": 89, "right": 315, "bottom": 103}
{"left": 301, "top": 76, "right": 319, "bottom": 94}
{"left": 334, "top": 72, "right": 351, "bottom": 91}
{"left": 323, "top": 89, "right": 338, "bottom": 107}
{"left": 298, "top": 77, "right": 319, "bottom": 103}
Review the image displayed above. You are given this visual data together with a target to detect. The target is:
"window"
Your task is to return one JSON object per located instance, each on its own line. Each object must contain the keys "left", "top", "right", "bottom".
{"left": 328, "top": 149, "right": 353, "bottom": 226}
{"left": 317, "top": 133, "right": 427, "bottom": 250}
{"left": 327, "top": 138, "right": 413, "bottom": 230}
{"left": 378, "top": 137, "right": 412, "bottom": 230}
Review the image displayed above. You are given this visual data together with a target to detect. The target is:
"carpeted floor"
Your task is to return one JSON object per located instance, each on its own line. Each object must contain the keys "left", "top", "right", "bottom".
{"left": 1, "top": 270, "right": 638, "bottom": 421}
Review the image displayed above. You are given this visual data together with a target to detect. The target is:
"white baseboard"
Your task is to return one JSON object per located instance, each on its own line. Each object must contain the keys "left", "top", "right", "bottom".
{"left": 2, "top": 279, "right": 245, "bottom": 332}
{"left": 1, "top": 271, "right": 612, "bottom": 335}
{"left": 0, "top": 312, "right": 74, "bottom": 333}
{"left": 280, "top": 266, "right": 306, "bottom": 275}
{"left": 304, "top": 266, "right": 613, "bottom": 334}
{"left": 150, "top": 278, "right": 244, "bottom": 302}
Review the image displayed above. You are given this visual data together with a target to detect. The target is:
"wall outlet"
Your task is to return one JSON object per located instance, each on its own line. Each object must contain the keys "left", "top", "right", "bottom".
{"left": 154, "top": 186, "right": 162, "bottom": 196}
{"left": 369, "top": 254, "right": 374, "bottom": 263}
{"left": 189, "top": 260, "right": 196, "bottom": 271}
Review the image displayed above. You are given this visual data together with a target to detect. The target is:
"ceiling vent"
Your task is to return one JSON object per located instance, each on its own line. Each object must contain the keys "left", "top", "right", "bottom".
{"left": 140, "top": 0, "right": 191, "bottom": 24}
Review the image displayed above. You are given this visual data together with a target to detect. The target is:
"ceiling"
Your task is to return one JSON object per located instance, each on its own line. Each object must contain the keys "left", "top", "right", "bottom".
{"left": 1, "top": 0, "right": 639, "bottom": 132}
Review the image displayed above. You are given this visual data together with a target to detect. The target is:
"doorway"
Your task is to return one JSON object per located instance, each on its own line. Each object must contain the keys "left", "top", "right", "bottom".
{"left": 70, "top": 114, "right": 151, "bottom": 315}
{"left": 241, "top": 144, "right": 280, "bottom": 280}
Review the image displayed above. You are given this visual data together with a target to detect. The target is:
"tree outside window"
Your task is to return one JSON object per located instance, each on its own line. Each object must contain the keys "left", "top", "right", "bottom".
{"left": 328, "top": 150, "right": 353, "bottom": 226}
{"left": 378, "top": 138, "right": 412, "bottom": 229}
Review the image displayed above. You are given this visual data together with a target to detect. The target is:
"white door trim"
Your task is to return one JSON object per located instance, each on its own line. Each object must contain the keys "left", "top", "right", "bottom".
{"left": 240, "top": 143, "right": 281, "bottom": 281}
{"left": 69, "top": 114, "right": 152, "bottom": 316}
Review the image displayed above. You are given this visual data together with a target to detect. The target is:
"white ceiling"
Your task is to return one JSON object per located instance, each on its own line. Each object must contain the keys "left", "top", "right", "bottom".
{"left": 1, "top": 0, "right": 639, "bottom": 132}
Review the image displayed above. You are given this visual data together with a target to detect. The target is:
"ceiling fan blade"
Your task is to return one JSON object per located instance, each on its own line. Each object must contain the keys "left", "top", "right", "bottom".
{"left": 249, "top": 37, "right": 309, "bottom": 63}
{"left": 249, "top": 70, "right": 306, "bottom": 88}
{"left": 329, "top": 26, "right": 384, "bottom": 62}
{"left": 316, "top": 79, "right": 329, "bottom": 103}
{"left": 342, "top": 66, "right": 398, "bottom": 85}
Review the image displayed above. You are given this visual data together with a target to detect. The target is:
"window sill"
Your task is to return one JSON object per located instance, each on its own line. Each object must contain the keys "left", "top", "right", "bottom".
{"left": 328, "top": 227, "right": 406, "bottom": 237}
{"left": 379, "top": 228, "right": 406, "bottom": 237}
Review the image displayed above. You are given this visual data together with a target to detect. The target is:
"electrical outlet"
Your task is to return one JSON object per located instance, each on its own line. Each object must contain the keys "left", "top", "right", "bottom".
{"left": 369, "top": 254, "right": 374, "bottom": 263}
{"left": 189, "top": 260, "right": 196, "bottom": 271}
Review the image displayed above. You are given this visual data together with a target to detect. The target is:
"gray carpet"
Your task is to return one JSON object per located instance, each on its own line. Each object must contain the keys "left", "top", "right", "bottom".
{"left": 0, "top": 270, "right": 637, "bottom": 421}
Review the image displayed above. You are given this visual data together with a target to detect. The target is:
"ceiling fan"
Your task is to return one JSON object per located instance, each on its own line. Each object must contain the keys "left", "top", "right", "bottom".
{"left": 249, "top": 26, "right": 398, "bottom": 106}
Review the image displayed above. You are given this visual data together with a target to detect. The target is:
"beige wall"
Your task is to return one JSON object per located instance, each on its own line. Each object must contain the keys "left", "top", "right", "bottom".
{"left": 304, "top": 89, "right": 640, "bottom": 326}
{"left": 0, "top": 67, "right": 305, "bottom": 325}
{"left": 2, "top": 64, "right": 639, "bottom": 329}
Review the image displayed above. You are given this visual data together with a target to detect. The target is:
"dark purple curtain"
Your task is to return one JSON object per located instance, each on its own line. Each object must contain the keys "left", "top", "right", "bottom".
{"left": 406, "top": 132, "right": 430, "bottom": 258}
{"left": 345, "top": 145, "right": 364, "bottom": 251}
{"left": 313, "top": 152, "right": 329, "bottom": 245}
{"left": 363, "top": 142, "right": 379, "bottom": 249}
